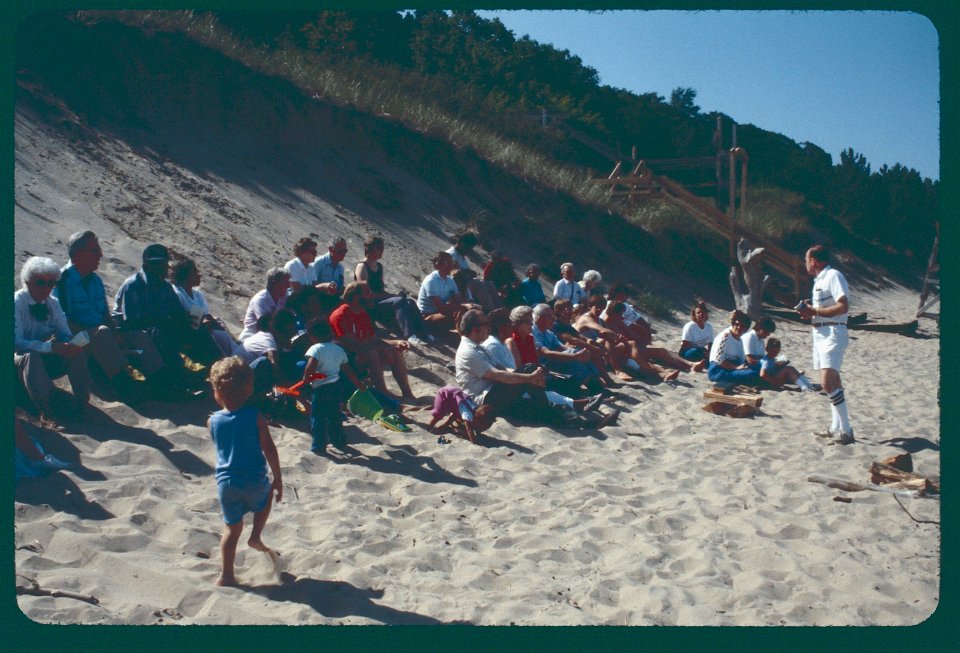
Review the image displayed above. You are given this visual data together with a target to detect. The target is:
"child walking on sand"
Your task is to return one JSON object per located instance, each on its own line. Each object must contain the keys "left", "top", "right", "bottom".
{"left": 207, "top": 356, "right": 283, "bottom": 586}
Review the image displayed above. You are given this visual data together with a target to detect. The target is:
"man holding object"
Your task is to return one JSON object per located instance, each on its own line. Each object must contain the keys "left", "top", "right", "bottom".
{"left": 797, "top": 245, "right": 854, "bottom": 444}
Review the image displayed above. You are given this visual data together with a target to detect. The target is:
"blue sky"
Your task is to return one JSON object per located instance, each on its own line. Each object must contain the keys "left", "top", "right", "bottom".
{"left": 476, "top": 10, "right": 940, "bottom": 181}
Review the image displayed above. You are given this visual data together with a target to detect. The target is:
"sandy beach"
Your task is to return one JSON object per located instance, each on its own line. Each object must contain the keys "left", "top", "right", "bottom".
{"left": 13, "top": 29, "right": 940, "bottom": 627}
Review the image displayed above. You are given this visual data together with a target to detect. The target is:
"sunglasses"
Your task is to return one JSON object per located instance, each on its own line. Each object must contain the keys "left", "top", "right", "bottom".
{"left": 31, "top": 278, "right": 58, "bottom": 288}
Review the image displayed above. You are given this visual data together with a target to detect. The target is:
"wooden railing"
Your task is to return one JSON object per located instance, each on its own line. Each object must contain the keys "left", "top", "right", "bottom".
{"left": 598, "top": 160, "right": 807, "bottom": 294}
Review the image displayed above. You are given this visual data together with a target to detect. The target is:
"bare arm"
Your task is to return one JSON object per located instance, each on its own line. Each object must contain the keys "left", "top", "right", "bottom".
{"left": 257, "top": 414, "right": 283, "bottom": 502}
{"left": 482, "top": 366, "right": 546, "bottom": 387}
{"left": 799, "top": 295, "right": 848, "bottom": 320}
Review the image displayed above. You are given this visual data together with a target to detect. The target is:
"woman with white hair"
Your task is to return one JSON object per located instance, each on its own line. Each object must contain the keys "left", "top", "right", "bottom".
{"left": 14, "top": 256, "right": 91, "bottom": 423}
{"left": 579, "top": 270, "right": 603, "bottom": 302}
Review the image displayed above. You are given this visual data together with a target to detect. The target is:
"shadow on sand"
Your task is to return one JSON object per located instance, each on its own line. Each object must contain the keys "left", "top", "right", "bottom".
{"left": 246, "top": 573, "right": 465, "bottom": 625}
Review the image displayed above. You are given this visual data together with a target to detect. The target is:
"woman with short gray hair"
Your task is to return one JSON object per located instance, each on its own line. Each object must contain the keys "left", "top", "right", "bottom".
{"left": 15, "top": 256, "right": 91, "bottom": 424}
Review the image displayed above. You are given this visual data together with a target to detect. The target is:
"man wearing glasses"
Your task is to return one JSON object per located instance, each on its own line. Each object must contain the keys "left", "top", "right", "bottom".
{"left": 15, "top": 256, "right": 91, "bottom": 424}
{"left": 797, "top": 245, "right": 853, "bottom": 445}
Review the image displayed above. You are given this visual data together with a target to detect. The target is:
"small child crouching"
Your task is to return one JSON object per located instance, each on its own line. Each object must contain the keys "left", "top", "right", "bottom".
{"left": 303, "top": 320, "right": 366, "bottom": 454}
{"left": 207, "top": 356, "right": 283, "bottom": 586}
{"left": 427, "top": 385, "right": 496, "bottom": 443}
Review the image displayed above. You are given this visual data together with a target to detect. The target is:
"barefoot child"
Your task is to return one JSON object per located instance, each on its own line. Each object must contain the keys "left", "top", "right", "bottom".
{"left": 427, "top": 385, "right": 496, "bottom": 443}
{"left": 208, "top": 356, "right": 283, "bottom": 586}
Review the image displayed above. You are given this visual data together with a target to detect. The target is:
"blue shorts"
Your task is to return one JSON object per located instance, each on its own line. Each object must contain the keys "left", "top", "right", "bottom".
{"left": 218, "top": 476, "right": 272, "bottom": 525}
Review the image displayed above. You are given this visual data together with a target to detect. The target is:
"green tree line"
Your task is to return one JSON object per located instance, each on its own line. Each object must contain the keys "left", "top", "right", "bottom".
{"left": 215, "top": 9, "right": 939, "bottom": 266}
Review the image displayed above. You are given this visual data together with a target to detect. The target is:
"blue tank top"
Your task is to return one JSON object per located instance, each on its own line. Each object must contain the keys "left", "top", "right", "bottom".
{"left": 209, "top": 406, "right": 267, "bottom": 484}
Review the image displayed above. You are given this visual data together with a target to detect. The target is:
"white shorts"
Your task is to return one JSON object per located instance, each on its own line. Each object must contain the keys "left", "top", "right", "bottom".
{"left": 811, "top": 324, "right": 848, "bottom": 371}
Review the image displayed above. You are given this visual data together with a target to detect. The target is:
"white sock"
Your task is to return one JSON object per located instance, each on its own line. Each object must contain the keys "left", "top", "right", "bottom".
{"left": 545, "top": 390, "right": 574, "bottom": 408}
{"left": 828, "top": 388, "right": 851, "bottom": 433}
{"left": 796, "top": 375, "right": 813, "bottom": 391}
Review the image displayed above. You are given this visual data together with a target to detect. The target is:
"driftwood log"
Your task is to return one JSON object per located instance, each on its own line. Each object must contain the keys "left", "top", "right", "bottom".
{"left": 870, "top": 462, "right": 940, "bottom": 494}
{"left": 807, "top": 474, "right": 938, "bottom": 499}
{"left": 729, "top": 238, "right": 771, "bottom": 319}
{"left": 703, "top": 388, "right": 763, "bottom": 408}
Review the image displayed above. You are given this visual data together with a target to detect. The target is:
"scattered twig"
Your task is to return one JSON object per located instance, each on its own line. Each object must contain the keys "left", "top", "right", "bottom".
{"left": 893, "top": 495, "right": 940, "bottom": 526}
{"left": 16, "top": 577, "right": 100, "bottom": 605}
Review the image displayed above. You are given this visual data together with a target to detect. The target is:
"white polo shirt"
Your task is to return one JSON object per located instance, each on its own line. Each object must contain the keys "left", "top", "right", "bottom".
{"left": 811, "top": 265, "right": 849, "bottom": 325}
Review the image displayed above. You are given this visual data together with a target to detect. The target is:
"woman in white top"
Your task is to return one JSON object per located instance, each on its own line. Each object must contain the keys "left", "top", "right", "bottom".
{"left": 171, "top": 259, "right": 235, "bottom": 357}
{"left": 284, "top": 237, "right": 319, "bottom": 293}
{"left": 706, "top": 310, "right": 760, "bottom": 386}
{"left": 679, "top": 301, "right": 714, "bottom": 362}
{"left": 552, "top": 262, "right": 585, "bottom": 307}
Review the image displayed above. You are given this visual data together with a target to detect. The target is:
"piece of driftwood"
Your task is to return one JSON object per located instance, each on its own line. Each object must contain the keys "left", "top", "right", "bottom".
{"left": 703, "top": 388, "right": 763, "bottom": 407}
{"left": 807, "top": 474, "right": 932, "bottom": 499}
{"left": 880, "top": 453, "right": 913, "bottom": 473}
{"left": 16, "top": 582, "right": 100, "bottom": 605}
{"left": 870, "top": 463, "right": 940, "bottom": 494}
{"left": 702, "top": 402, "right": 759, "bottom": 417}
{"left": 729, "top": 238, "right": 771, "bottom": 319}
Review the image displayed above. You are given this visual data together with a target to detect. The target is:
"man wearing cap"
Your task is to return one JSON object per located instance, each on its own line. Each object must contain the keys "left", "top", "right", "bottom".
{"left": 798, "top": 245, "right": 854, "bottom": 444}
{"left": 54, "top": 231, "right": 170, "bottom": 401}
{"left": 114, "top": 243, "right": 221, "bottom": 374}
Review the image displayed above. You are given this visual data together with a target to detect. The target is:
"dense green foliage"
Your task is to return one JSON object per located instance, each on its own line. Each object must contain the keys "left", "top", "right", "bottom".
{"left": 211, "top": 9, "right": 937, "bottom": 270}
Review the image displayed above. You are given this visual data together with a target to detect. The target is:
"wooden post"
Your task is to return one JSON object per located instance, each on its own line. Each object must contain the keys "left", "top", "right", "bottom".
{"left": 728, "top": 148, "right": 737, "bottom": 263}
{"left": 739, "top": 155, "right": 748, "bottom": 218}
{"left": 715, "top": 115, "right": 723, "bottom": 206}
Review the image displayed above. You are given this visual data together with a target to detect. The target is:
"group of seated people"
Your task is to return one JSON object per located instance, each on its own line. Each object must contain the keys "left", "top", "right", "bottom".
{"left": 14, "top": 228, "right": 813, "bottom": 453}
{"left": 680, "top": 303, "right": 819, "bottom": 392}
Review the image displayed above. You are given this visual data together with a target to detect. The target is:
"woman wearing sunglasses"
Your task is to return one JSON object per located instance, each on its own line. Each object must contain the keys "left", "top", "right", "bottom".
{"left": 14, "top": 256, "right": 91, "bottom": 425}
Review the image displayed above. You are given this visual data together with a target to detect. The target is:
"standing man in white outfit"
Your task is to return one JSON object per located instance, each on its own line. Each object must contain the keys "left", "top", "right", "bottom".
{"left": 797, "top": 245, "right": 853, "bottom": 444}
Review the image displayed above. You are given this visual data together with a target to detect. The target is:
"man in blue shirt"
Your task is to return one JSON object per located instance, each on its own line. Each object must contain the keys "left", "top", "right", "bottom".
{"left": 55, "top": 231, "right": 169, "bottom": 401}
{"left": 311, "top": 236, "right": 348, "bottom": 312}
{"left": 531, "top": 303, "right": 605, "bottom": 397}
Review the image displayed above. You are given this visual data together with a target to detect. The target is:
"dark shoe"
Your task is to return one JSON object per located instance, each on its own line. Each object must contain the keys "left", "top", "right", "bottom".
{"left": 835, "top": 430, "right": 855, "bottom": 445}
{"left": 597, "top": 409, "right": 621, "bottom": 428}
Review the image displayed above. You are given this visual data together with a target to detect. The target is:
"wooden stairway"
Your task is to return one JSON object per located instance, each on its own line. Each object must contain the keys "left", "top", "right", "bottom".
{"left": 597, "top": 160, "right": 807, "bottom": 294}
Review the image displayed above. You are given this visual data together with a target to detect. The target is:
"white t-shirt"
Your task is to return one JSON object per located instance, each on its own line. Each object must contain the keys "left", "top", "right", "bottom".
{"left": 237, "top": 331, "right": 276, "bottom": 364}
{"left": 601, "top": 300, "right": 646, "bottom": 326}
{"left": 482, "top": 335, "right": 517, "bottom": 370}
{"left": 304, "top": 341, "right": 348, "bottom": 387}
{"left": 710, "top": 327, "right": 744, "bottom": 366}
{"left": 740, "top": 330, "right": 765, "bottom": 360}
{"left": 417, "top": 270, "right": 458, "bottom": 315}
{"left": 172, "top": 285, "right": 210, "bottom": 328}
{"left": 445, "top": 246, "right": 471, "bottom": 271}
{"left": 680, "top": 320, "right": 714, "bottom": 349}
{"left": 284, "top": 257, "right": 315, "bottom": 288}
{"left": 455, "top": 336, "right": 495, "bottom": 402}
